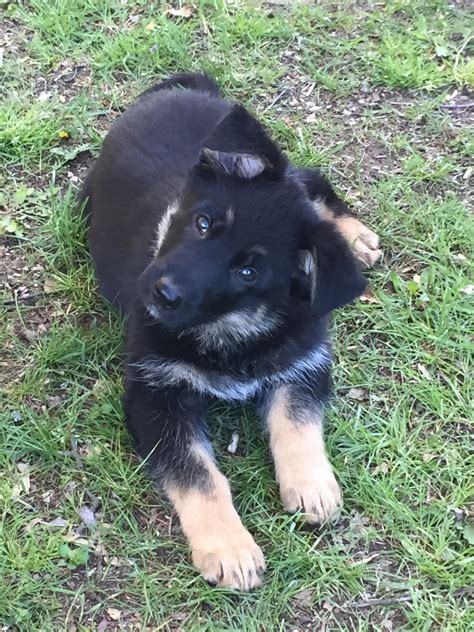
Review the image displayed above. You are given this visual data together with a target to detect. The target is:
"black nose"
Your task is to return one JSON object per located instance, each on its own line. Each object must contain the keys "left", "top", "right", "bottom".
{"left": 153, "top": 278, "right": 182, "bottom": 310}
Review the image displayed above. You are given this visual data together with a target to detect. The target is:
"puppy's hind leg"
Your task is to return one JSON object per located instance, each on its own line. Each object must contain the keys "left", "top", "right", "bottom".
{"left": 124, "top": 374, "right": 265, "bottom": 590}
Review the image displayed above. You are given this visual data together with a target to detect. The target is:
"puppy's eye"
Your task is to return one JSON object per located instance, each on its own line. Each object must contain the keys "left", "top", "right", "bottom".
{"left": 196, "top": 214, "right": 211, "bottom": 234}
{"left": 238, "top": 267, "right": 257, "bottom": 282}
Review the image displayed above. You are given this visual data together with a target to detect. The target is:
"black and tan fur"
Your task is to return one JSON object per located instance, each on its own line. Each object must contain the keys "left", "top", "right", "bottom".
{"left": 82, "top": 73, "right": 381, "bottom": 590}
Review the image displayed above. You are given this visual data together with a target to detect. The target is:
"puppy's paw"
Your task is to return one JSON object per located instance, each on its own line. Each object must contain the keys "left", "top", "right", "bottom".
{"left": 336, "top": 216, "right": 382, "bottom": 268}
{"left": 280, "top": 464, "right": 342, "bottom": 524}
{"left": 192, "top": 522, "right": 265, "bottom": 590}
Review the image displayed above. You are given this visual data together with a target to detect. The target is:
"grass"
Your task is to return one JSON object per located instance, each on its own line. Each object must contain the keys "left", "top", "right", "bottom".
{"left": 1, "top": 0, "right": 473, "bottom": 629}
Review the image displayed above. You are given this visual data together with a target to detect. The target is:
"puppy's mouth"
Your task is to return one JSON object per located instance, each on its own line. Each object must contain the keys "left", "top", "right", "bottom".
{"left": 143, "top": 300, "right": 217, "bottom": 331}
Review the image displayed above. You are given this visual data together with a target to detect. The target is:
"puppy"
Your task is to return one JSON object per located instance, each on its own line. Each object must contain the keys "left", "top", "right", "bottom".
{"left": 81, "top": 72, "right": 381, "bottom": 591}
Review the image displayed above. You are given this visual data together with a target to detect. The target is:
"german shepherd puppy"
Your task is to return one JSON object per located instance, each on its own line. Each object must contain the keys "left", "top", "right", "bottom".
{"left": 82, "top": 73, "right": 381, "bottom": 590}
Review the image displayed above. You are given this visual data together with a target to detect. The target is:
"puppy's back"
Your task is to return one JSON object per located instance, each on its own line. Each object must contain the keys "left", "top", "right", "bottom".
{"left": 86, "top": 81, "right": 231, "bottom": 311}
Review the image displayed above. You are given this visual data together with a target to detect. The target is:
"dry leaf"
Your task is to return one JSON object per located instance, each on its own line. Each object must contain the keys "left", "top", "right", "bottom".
{"left": 26, "top": 516, "right": 68, "bottom": 532}
{"left": 360, "top": 289, "right": 380, "bottom": 304}
{"left": 97, "top": 619, "right": 108, "bottom": 632}
{"left": 79, "top": 505, "right": 97, "bottom": 526}
{"left": 107, "top": 608, "right": 122, "bottom": 621}
{"left": 48, "top": 516, "right": 68, "bottom": 527}
{"left": 43, "top": 277, "right": 61, "bottom": 294}
{"left": 348, "top": 552, "right": 380, "bottom": 566}
{"left": 347, "top": 387, "right": 367, "bottom": 401}
{"left": 227, "top": 432, "right": 239, "bottom": 454}
{"left": 417, "top": 363, "right": 431, "bottom": 380}
{"left": 165, "top": 5, "right": 193, "bottom": 18}
{"left": 292, "top": 588, "right": 314, "bottom": 606}
{"left": 12, "top": 462, "right": 31, "bottom": 497}
{"left": 373, "top": 462, "right": 389, "bottom": 475}
{"left": 63, "top": 534, "right": 89, "bottom": 545}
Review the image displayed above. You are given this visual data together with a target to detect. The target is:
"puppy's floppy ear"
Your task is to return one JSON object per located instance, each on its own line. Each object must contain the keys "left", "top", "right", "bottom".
{"left": 196, "top": 104, "right": 286, "bottom": 179}
{"left": 302, "top": 220, "right": 367, "bottom": 318}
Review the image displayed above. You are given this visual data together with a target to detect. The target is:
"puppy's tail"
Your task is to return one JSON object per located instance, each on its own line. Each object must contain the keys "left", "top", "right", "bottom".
{"left": 138, "top": 72, "right": 220, "bottom": 100}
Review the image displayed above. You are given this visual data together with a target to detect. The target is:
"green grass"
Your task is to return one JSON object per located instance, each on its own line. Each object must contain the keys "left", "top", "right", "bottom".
{"left": 1, "top": 0, "right": 473, "bottom": 630}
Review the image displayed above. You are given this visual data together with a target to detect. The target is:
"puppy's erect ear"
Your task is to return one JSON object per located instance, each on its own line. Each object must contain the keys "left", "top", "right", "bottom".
{"left": 196, "top": 105, "right": 286, "bottom": 179}
{"left": 200, "top": 148, "right": 272, "bottom": 179}
{"left": 302, "top": 220, "right": 367, "bottom": 318}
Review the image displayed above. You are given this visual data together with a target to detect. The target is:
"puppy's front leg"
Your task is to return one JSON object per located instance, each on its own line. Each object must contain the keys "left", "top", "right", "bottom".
{"left": 124, "top": 376, "right": 265, "bottom": 590}
{"left": 264, "top": 384, "right": 342, "bottom": 523}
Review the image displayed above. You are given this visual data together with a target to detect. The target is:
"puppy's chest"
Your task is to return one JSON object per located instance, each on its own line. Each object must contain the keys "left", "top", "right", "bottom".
{"left": 133, "top": 343, "right": 330, "bottom": 402}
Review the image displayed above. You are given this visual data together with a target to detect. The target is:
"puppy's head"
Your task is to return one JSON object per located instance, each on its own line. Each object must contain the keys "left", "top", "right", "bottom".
{"left": 139, "top": 105, "right": 366, "bottom": 336}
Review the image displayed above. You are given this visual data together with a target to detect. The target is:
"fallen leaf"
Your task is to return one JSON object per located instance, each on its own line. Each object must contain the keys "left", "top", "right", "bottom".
{"left": 48, "top": 517, "right": 68, "bottom": 527}
{"left": 21, "top": 328, "right": 37, "bottom": 342}
{"left": 347, "top": 387, "right": 367, "bottom": 401}
{"left": 165, "top": 5, "right": 193, "bottom": 18}
{"left": 348, "top": 552, "right": 380, "bottom": 566}
{"left": 26, "top": 516, "right": 68, "bottom": 532}
{"left": 63, "top": 534, "right": 89, "bottom": 545}
{"left": 435, "top": 44, "right": 449, "bottom": 57}
{"left": 107, "top": 608, "right": 122, "bottom": 621}
{"left": 373, "top": 462, "right": 389, "bottom": 475}
{"left": 441, "top": 547, "right": 456, "bottom": 561}
{"left": 292, "top": 588, "right": 314, "bottom": 606}
{"left": 12, "top": 463, "right": 31, "bottom": 497}
{"left": 97, "top": 619, "right": 108, "bottom": 632}
{"left": 417, "top": 363, "right": 431, "bottom": 380}
{"left": 78, "top": 506, "right": 97, "bottom": 526}
{"left": 42, "top": 490, "right": 54, "bottom": 504}
{"left": 38, "top": 91, "right": 52, "bottom": 102}
{"left": 360, "top": 289, "right": 380, "bottom": 304}
{"left": 227, "top": 432, "right": 239, "bottom": 454}
{"left": 463, "top": 522, "right": 474, "bottom": 545}
{"left": 462, "top": 166, "right": 472, "bottom": 180}
{"left": 43, "top": 277, "right": 61, "bottom": 294}
{"left": 109, "top": 556, "right": 121, "bottom": 566}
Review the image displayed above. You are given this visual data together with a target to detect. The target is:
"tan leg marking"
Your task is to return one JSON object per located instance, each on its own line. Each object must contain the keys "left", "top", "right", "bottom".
{"left": 267, "top": 388, "right": 342, "bottom": 524}
{"left": 318, "top": 203, "right": 382, "bottom": 268}
{"left": 166, "top": 447, "right": 265, "bottom": 590}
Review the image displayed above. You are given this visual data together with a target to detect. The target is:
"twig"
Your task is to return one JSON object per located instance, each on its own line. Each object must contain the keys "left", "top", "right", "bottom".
{"left": 2, "top": 292, "right": 45, "bottom": 307}
{"left": 85, "top": 489, "right": 101, "bottom": 512}
{"left": 63, "top": 435, "right": 84, "bottom": 469}
{"left": 440, "top": 102, "right": 474, "bottom": 110}
{"left": 262, "top": 88, "right": 288, "bottom": 114}
{"left": 345, "top": 586, "right": 473, "bottom": 610}
{"left": 346, "top": 594, "right": 413, "bottom": 609}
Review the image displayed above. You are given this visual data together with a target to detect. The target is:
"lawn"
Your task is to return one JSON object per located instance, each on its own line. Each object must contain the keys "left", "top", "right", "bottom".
{"left": 1, "top": 0, "right": 473, "bottom": 630}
